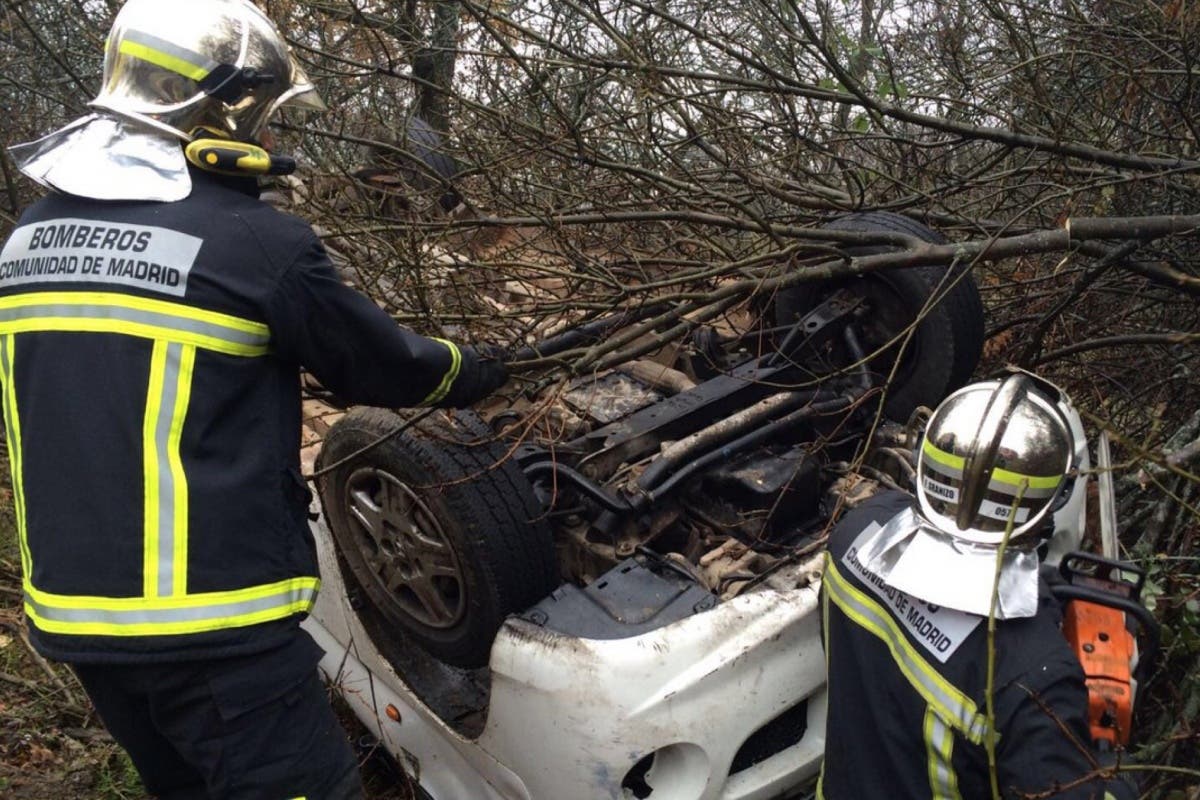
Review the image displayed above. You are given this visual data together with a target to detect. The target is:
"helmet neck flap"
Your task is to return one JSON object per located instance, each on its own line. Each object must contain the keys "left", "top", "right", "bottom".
{"left": 857, "top": 372, "right": 1087, "bottom": 619}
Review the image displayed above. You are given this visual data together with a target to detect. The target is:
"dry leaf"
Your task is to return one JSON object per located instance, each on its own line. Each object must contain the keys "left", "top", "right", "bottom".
{"left": 26, "top": 744, "right": 56, "bottom": 766}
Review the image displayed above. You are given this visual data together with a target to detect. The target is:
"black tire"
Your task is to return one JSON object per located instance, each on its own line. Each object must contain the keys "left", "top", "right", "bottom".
{"left": 316, "top": 407, "right": 559, "bottom": 668}
{"left": 773, "top": 211, "right": 985, "bottom": 420}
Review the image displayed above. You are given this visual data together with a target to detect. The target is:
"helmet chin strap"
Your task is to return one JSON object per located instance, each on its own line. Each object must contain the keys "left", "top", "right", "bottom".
{"left": 186, "top": 66, "right": 292, "bottom": 177}
{"left": 184, "top": 131, "right": 296, "bottom": 177}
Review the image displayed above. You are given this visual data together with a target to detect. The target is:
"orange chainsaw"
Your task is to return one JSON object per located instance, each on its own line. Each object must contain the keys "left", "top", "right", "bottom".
{"left": 1052, "top": 433, "right": 1160, "bottom": 748}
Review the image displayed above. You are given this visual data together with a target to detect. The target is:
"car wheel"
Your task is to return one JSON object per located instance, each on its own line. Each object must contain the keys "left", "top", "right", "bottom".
{"left": 773, "top": 211, "right": 984, "bottom": 420}
{"left": 316, "top": 407, "right": 559, "bottom": 668}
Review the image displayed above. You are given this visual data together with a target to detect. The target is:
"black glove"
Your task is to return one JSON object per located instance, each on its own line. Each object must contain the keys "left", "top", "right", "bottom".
{"left": 437, "top": 343, "right": 509, "bottom": 408}
{"left": 473, "top": 343, "right": 510, "bottom": 396}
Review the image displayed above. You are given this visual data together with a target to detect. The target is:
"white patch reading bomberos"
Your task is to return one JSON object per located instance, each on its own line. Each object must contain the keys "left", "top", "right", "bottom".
{"left": 841, "top": 522, "right": 982, "bottom": 663}
{"left": 0, "top": 218, "right": 202, "bottom": 298}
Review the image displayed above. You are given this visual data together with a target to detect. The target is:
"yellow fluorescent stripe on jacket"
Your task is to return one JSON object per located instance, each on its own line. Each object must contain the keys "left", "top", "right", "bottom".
{"left": 0, "top": 292, "right": 270, "bottom": 356}
{"left": 0, "top": 335, "right": 31, "bottom": 575}
{"left": 924, "top": 706, "right": 963, "bottom": 800}
{"left": 143, "top": 340, "right": 169, "bottom": 597}
{"left": 140, "top": 341, "right": 196, "bottom": 599}
{"left": 817, "top": 582, "right": 831, "bottom": 800}
{"left": 24, "top": 576, "right": 320, "bottom": 611}
{"left": 1, "top": 289, "right": 308, "bottom": 639}
{"left": 421, "top": 338, "right": 463, "bottom": 405}
{"left": 23, "top": 598, "right": 318, "bottom": 637}
{"left": 23, "top": 577, "right": 321, "bottom": 637}
{"left": 169, "top": 346, "right": 196, "bottom": 597}
{"left": 823, "top": 555, "right": 991, "bottom": 743}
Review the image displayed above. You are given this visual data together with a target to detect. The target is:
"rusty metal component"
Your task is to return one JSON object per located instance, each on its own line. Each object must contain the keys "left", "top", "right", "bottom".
{"left": 615, "top": 359, "right": 696, "bottom": 395}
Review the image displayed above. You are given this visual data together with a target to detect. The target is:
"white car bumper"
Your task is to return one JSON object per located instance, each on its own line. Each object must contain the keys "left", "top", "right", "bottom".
{"left": 306, "top": 519, "right": 827, "bottom": 800}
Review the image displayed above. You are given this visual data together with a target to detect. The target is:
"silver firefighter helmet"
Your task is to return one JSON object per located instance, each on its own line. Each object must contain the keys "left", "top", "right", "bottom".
{"left": 916, "top": 373, "right": 1079, "bottom": 546}
{"left": 90, "top": 0, "right": 325, "bottom": 142}
{"left": 857, "top": 372, "right": 1088, "bottom": 619}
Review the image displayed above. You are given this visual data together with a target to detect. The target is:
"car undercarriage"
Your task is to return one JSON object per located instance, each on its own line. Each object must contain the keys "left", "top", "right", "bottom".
{"left": 303, "top": 210, "right": 986, "bottom": 798}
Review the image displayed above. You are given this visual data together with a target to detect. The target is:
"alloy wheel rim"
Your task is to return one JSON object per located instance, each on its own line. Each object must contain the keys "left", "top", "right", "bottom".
{"left": 343, "top": 467, "right": 467, "bottom": 629}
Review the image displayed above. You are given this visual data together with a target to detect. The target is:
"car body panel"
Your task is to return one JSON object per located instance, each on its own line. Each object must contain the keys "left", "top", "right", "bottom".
{"left": 306, "top": 517, "right": 827, "bottom": 800}
{"left": 306, "top": 523, "right": 531, "bottom": 800}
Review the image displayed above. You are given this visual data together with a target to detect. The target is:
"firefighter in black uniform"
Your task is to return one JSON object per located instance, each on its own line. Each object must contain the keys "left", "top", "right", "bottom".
{"left": 0, "top": 1, "right": 506, "bottom": 797}
{"left": 819, "top": 373, "right": 1137, "bottom": 799}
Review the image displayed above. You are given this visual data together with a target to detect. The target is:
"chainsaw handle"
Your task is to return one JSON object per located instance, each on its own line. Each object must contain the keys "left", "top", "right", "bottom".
{"left": 1049, "top": 583, "right": 1161, "bottom": 685}
{"left": 1059, "top": 551, "right": 1145, "bottom": 597}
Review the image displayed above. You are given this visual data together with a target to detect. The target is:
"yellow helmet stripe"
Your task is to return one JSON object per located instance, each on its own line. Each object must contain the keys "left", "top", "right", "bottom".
{"left": 922, "top": 439, "right": 1062, "bottom": 491}
{"left": 119, "top": 30, "right": 217, "bottom": 83}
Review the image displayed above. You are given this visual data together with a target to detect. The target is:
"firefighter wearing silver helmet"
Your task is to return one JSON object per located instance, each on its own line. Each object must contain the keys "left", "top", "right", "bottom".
{"left": 2, "top": 1, "right": 506, "bottom": 798}
{"left": 919, "top": 376, "right": 1075, "bottom": 540}
{"left": 858, "top": 372, "right": 1085, "bottom": 619}
{"left": 11, "top": 0, "right": 325, "bottom": 201}
{"left": 91, "top": 0, "right": 325, "bottom": 142}
{"left": 818, "top": 373, "right": 1136, "bottom": 799}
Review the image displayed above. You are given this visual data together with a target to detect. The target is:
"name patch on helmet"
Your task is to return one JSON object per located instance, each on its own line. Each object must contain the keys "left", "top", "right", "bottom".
{"left": 921, "top": 476, "right": 959, "bottom": 502}
{"left": 0, "top": 218, "right": 201, "bottom": 297}
{"left": 842, "top": 523, "right": 982, "bottom": 662}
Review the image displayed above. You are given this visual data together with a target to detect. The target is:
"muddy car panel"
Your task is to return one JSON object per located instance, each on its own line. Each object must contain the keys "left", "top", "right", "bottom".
{"left": 307, "top": 519, "right": 826, "bottom": 799}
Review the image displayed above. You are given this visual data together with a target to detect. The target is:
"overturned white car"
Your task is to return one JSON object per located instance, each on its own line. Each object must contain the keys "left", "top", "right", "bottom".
{"left": 302, "top": 213, "right": 987, "bottom": 799}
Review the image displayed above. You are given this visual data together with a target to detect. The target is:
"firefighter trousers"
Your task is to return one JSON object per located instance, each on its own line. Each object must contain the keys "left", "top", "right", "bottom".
{"left": 71, "top": 630, "right": 363, "bottom": 800}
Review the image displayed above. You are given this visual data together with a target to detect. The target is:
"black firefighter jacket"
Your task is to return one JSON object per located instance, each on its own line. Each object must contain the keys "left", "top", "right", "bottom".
{"left": 819, "top": 491, "right": 1135, "bottom": 800}
{"left": 0, "top": 168, "right": 494, "bottom": 663}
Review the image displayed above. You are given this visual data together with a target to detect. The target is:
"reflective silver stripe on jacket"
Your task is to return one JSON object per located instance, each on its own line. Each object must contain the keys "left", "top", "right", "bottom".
{"left": 25, "top": 582, "right": 320, "bottom": 627}
{"left": 1, "top": 289, "right": 312, "bottom": 638}
{"left": 0, "top": 296, "right": 269, "bottom": 355}
{"left": 924, "top": 706, "right": 963, "bottom": 800}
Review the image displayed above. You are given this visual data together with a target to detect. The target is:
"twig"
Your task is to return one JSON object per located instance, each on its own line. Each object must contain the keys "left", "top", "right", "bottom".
{"left": 302, "top": 407, "right": 439, "bottom": 481}
{"left": 18, "top": 627, "right": 82, "bottom": 708}
{"left": 0, "top": 669, "right": 41, "bottom": 691}
{"left": 1015, "top": 240, "right": 1142, "bottom": 367}
{"left": 1031, "top": 331, "right": 1200, "bottom": 366}
{"left": 61, "top": 727, "right": 113, "bottom": 743}
{"left": 986, "top": 480, "right": 1029, "bottom": 799}
{"left": 0, "top": 148, "right": 21, "bottom": 215}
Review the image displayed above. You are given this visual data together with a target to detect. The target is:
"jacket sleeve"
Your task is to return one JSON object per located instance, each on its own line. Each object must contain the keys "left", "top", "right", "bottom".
{"left": 264, "top": 235, "right": 490, "bottom": 408}
{"left": 996, "top": 659, "right": 1138, "bottom": 800}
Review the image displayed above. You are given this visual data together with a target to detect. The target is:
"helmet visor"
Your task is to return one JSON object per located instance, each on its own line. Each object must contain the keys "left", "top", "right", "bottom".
{"left": 278, "top": 55, "right": 326, "bottom": 112}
